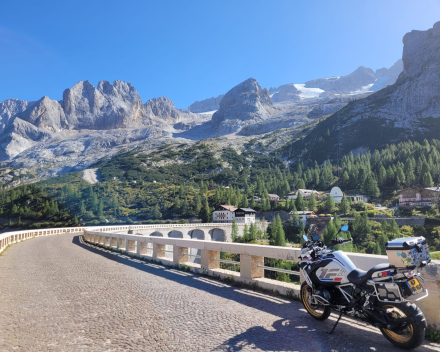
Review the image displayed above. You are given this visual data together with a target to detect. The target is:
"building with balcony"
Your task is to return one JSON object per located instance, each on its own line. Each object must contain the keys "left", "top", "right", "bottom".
{"left": 397, "top": 187, "right": 440, "bottom": 207}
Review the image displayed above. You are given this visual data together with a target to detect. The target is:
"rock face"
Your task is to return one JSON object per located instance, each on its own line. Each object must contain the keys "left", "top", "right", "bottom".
{"left": 0, "top": 118, "right": 52, "bottom": 160}
{"left": 0, "top": 80, "right": 202, "bottom": 162}
{"left": 0, "top": 99, "right": 34, "bottom": 133}
{"left": 17, "top": 96, "right": 68, "bottom": 133}
{"left": 188, "top": 95, "right": 224, "bottom": 113}
{"left": 295, "top": 21, "right": 440, "bottom": 162}
{"left": 271, "top": 84, "right": 301, "bottom": 102}
{"left": 145, "top": 97, "right": 181, "bottom": 122}
{"left": 63, "top": 80, "right": 147, "bottom": 129}
{"left": 211, "top": 78, "right": 275, "bottom": 134}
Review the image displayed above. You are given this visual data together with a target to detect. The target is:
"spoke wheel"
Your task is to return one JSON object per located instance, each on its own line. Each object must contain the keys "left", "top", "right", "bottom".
{"left": 300, "top": 282, "right": 330, "bottom": 321}
{"left": 382, "top": 305, "right": 413, "bottom": 343}
{"left": 378, "top": 302, "right": 426, "bottom": 349}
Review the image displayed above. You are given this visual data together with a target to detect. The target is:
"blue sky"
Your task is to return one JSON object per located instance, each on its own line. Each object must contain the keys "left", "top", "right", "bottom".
{"left": 0, "top": 0, "right": 439, "bottom": 109}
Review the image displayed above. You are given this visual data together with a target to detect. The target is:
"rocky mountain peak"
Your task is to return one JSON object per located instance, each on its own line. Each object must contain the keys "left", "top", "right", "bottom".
{"left": 188, "top": 94, "right": 224, "bottom": 113}
{"left": 271, "top": 83, "right": 300, "bottom": 102}
{"left": 295, "top": 21, "right": 440, "bottom": 163}
{"left": 145, "top": 97, "right": 180, "bottom": 121}
{"left": 211, "top": 77, "right": 275, "bottom": 133}
{"left": 17, "top": 96, "right": 67, "bottom": 133}
{"left": 402, "top": 21, "right": 440, "bottom": 78}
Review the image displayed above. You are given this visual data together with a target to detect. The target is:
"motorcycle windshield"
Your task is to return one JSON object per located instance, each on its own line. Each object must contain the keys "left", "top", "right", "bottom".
{"left": 332, "top": 251, "right": 357, "bottom": 272}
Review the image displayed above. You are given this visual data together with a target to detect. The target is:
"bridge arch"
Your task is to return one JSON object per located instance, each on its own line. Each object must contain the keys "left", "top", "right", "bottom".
{"left": 209, "top": 228, "right": 226, "bottom": 242}
{"left": 188, "top": 229, "right": 205, "bottom": 240}
{"left": 167, "top": 230, "right": 183, "bottom": 238}
{"left": 149, "top": 231, "right": 164, "bottom": 237}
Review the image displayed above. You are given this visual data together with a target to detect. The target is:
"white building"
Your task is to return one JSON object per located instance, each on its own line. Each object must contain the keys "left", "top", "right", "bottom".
{"left": 213, "top": 205, "right": 237, "bottom": 223}
{"left": 290, "top": 210, "right": 315, "bottom": 226}
{"left": 287, "top": 189, "right": 320, "bottom": 200}
{"left": 329, "top": 187, "right": 344, "bottom": 203}
{"left": 234, "top": 208, "right": 256, "bottom": 224}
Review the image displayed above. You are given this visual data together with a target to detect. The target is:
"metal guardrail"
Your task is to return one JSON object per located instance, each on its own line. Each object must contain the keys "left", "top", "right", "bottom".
{"left": 214, "top": 258, "right": 240, "bottom": 265}
{"left": 257, "top": 265, "right": 300, "bottom": 276}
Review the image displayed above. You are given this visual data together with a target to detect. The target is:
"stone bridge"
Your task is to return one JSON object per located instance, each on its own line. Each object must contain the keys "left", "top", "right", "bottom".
{"left": 0, "top": 226, "right": 439, "bottom": 351}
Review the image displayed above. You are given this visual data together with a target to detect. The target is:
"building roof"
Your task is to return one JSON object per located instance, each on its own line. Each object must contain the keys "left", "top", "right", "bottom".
{"left": 216, "top": 205, "right": 238, "bottom": 212}
{"left": 288, "top": 189, "right": 319, "bottom": 195}
{"left": 290, "top": 211, "right": 315, "bottom": 215}
{"left": 235, "top": 208, "right": 257, "bottom": 213}
{"left": 397, "top": 187, "right": 440, "bottom": 195}
{"left": 268, "top": 194, "right": 280, "bottom": 197}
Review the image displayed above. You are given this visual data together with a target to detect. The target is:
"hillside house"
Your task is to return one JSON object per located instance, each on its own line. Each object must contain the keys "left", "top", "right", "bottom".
{"left": 397, "top": 187, "right": 440, "bottom": 207}
{"left": 330, "top": 187, "right": 368, "bottom": 203}
{"left": 268, "top": 194, "right": 280, "bottom": 202}
{"left": 213, "top": 205, "right": 237, "bottom": 223}
{"left": 287, "top": 189, "right": 321, "bottom": 200}
{"left": 247, "top": 196, "right": 262, "bottom": 203}
{"left": 234, "top": 208, "right": 256, "bottom": 224}
{"left": 290, "top": 210, "right": 315, "bottom": 226}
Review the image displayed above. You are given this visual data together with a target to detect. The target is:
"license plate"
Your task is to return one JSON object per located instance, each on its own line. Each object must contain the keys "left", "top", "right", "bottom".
{"left": 406, "top": 278, "right": 423, "bottom": 295}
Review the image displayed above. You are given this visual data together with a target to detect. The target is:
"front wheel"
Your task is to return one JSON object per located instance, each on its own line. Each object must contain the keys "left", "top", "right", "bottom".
{"left": 379, "top": 302, "right": 426, "bottom": 350}
{"left": 300, "top": 282, "right": 330, "bottom": 321}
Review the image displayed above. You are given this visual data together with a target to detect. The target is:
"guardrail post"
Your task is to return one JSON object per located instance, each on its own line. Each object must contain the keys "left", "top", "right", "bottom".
{"left": 110, "top": 237, "right": 117, "bottom": 248}
{"left": 153, "top": 243, "right": 165, "bottom": 259}
{"left": 240, "top": 255, "right": 264, "bottom": 280}
{"left": 136, "top": 241, "right": 141, "bottom": 256}
{"left": 173, "top": 246, "right": 188, "bottom": 264}
{"left": 128, "top": 240, "right": 136, "bottom": 253}
{"left": 140, "top": 242, "right": 149, "bottom": 256}
{"left": 201, "top": 250, "right": 220, "bottom": 270}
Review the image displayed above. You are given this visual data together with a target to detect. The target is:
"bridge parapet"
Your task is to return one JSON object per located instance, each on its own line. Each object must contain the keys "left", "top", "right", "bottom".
{"left": 83, "top": 229, "right": 440, "bottom": 328}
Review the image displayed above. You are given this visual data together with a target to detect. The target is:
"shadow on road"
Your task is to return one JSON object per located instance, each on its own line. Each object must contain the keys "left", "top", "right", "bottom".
{"left": 72, "top": 235, "right": 439, "bottom": 352}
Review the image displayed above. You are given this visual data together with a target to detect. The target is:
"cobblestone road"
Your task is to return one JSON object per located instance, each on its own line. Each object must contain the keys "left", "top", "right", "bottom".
{"left": 0, "top": 233, "right": 439, "bottom": 352}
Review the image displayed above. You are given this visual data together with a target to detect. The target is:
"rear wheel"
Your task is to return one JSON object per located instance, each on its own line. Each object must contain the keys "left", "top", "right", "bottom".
{"left": 300, "top": 282, "right": 330, "bottom": 321}
{"left": 379, "top": 302, "right": 426, "bottom": 349}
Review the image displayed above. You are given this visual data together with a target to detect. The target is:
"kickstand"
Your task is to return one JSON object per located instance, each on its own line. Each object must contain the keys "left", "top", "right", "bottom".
{"left": 328, "top": 311, "right": 343, "bottom": 335}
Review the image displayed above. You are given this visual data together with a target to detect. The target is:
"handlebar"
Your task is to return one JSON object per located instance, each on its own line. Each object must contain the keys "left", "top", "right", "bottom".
{"left": 330, "top": 238, "right": 353, "bottom": 246}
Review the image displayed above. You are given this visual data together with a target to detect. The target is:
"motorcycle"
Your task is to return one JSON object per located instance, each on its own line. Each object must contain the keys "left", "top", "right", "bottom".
{"left": 299, "top": 225, "right": 430, "bottom": 350}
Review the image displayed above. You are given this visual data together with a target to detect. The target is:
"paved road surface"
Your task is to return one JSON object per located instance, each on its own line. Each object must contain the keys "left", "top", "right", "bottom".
{"left": 0, "top": 233, "right": 439, "bottom": 352}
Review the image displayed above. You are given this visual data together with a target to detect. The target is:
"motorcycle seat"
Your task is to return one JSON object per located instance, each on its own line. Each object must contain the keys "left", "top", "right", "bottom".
{"left": 347, "top": 263, "right": 391, "bottom": 286}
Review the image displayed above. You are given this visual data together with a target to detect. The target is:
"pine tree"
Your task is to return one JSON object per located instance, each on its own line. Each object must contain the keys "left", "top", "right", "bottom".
{"left": 243, "top": 224, "right": 250, "bottom": 242}
{"left": 325, "top": 195, "right": 336, "bottom": 213}
{"left": 389, "top": 219, "right": 400, "bottom": 239}
{"left": 339, "top": 196, "right": 350, "bottom": 214}
{"left": 98, "top": 199, "right": 104, "bottom": 217}
{"left": 422, "top": 171, "right": 434, "bottom": 187}
{"left": 362, "top": 174, "right": 380, "bottom": 198}
{"left": 271, "top": 215, "right": 286, "bottom": 246}
{"left": 373, "top": 242, "right": 382, "bottom": 255}
{"left": 11, "top": 204, "right": 18, "bottom": 214}
{"left": 195, "top": 195, "right": 202, "bottom": 214}
{"left": 295, "top": 193, "right": 305, "bottom": 211}
{"left": 231, "top": 219, "right": 238, "bottom": 241}
{"left": 152, "top": 204, "right": 162, "bottom": 219}
{"left": 80, "top": 201, "right": 86, "bottom": 215}
{"left": 249, "top": 223, "right": 257, "bottom": 242}
{"left": 201, "top": 198, "right": 212, "bottom": 223}
{"left": 377, "top": 233, "right": 389, "bottom": 255}
{"left": 307, "top": 193, "right": 317, "bottom": 211}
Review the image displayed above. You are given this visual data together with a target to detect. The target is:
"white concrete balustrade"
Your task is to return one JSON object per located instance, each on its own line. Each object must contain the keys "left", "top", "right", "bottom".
{"left": 0, "top": 224, "right": 439, "bottom": 328}
{"left": 83, "top": 229, "right": 440, "bottom": 328}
